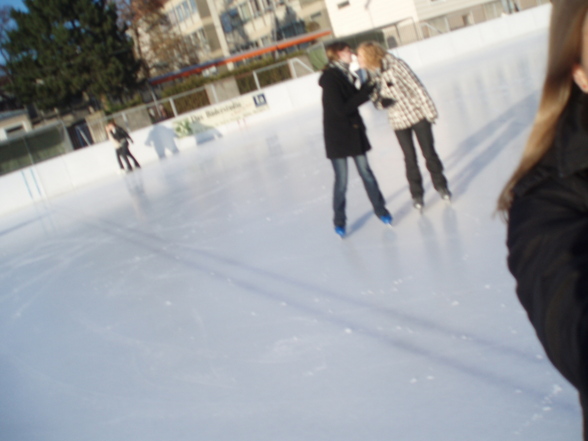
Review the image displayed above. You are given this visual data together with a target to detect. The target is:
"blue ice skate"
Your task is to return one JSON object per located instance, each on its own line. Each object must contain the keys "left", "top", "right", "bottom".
{"left": 334, "top": 226, "right": 346, "bottom": 238}
{"left": 379, "top": 214, "right": 393, "bottom": 225}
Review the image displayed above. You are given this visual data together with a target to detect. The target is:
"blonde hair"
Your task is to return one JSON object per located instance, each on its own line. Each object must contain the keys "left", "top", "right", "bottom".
{"left": 357, "top": 41, "right": 388, "bottom": 70}
{"left": 497, "top": 1, "right": 588, "bottom": 216}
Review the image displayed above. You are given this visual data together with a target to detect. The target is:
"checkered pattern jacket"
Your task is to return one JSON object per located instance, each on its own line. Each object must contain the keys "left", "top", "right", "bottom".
{"left": 370, "top": 54, "right": 438, "bottom": 130}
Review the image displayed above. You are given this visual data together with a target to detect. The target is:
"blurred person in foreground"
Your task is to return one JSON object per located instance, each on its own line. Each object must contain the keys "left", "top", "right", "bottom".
{"left": 357, "top": 41, "right": 451, "bottom": 212}
{"left": 319, "top": 41, "right": 392, "bottom": 238}
{"left": 497, "top": 1, "right": 588, "bottom": 437}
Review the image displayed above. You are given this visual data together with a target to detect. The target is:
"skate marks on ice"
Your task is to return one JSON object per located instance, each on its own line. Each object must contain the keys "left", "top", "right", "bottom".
{"left": 3, "top": 200, "right": 574, "bottom": 407}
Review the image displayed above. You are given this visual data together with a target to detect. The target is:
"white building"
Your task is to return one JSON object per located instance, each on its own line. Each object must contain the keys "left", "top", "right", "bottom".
{"left": 0, "top": 110, "right": 32, "bottom": 141}
{"left": 324, "top": 0, "right": 549, "bottom": 44}
{"left": 161, "top": 0, "right": 331, "bottom": 68}
{"left": 144, "top": 0, "right": 548, "bottom": 79}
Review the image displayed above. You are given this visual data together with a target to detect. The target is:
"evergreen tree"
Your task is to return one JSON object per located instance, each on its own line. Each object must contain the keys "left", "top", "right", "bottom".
{"left": 0, "top": 6, "right": 14, "bottom": 77}
{"left": 5, "top": 0, "right": 141, "bottom": 110}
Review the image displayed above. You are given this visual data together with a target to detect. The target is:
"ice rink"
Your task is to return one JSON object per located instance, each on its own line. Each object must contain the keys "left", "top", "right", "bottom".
{"left": 1, "top": 29, "right": 583, "bottom": 440}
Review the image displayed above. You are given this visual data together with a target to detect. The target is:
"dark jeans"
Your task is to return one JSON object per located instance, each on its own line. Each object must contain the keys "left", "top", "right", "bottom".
{"left": 331, "top": 155, "right": 389, "bottom": 227}
{"left": 116, "top": 140, "right": 140, "bottom": 171}
{"left": 394, "top": 119, "right": 448, "bottom": 199}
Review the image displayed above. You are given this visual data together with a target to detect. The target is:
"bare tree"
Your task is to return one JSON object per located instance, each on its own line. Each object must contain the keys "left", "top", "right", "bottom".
{"left": 113, "top": 0, "right": 199, "bottom": 79}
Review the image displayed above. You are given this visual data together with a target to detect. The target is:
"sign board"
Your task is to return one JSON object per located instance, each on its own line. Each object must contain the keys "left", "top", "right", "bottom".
{"left": 173, "top": 92, "right": 269, "bottom": 138}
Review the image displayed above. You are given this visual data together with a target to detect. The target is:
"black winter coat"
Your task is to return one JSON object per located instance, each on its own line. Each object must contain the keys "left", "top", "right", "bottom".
{"left": 319, "top": 66, "right": 374, "bottom": 159}
{"left": 507, "top": 92, "right": 588, "bottom": 410}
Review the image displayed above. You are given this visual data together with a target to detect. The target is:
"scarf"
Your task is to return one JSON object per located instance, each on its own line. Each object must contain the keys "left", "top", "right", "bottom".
{"left": 330, "top": 60, "right": 360, "bottom": 89}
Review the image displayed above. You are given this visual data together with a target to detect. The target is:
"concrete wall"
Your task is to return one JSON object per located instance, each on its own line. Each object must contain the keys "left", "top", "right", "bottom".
{"left": 0, "top": 3, "right": 550, "bottom": 218}
{"left": 414, "top": 0, "right": 497, "bottom": 22}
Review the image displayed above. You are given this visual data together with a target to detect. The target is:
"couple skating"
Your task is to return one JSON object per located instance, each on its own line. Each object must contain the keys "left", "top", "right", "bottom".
{"left": 319, "top": 41, "right": 451, "bottom": 238}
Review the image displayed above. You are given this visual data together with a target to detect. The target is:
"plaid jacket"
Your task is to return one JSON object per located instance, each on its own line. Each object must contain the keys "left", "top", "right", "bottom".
{"left": 370, "top": 54, "right": 438, "bottom": 130}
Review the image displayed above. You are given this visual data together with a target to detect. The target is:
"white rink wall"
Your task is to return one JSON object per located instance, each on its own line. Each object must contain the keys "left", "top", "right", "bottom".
{"left": 0, "top": 4, "right": 550, "bottom": 217}
{"left": 392, "top": 4, "right": 550, "bottom": 70}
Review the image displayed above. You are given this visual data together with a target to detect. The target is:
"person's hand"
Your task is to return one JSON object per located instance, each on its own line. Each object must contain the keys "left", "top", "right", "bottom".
{"left": 360, "top": 81, "right": 376, "bottom": 95}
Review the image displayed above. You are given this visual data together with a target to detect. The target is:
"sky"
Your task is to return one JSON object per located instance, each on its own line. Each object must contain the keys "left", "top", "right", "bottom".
{"left": 1, "top": 0, "right": 25, "bottom": 11}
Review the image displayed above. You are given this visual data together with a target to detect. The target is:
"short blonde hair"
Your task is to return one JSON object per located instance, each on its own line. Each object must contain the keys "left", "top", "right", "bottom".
{"left": 357, "top": 41, "right": 388, "bottom": 70}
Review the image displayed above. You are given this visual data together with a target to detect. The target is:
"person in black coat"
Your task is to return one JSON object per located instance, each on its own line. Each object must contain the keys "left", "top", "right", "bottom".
{"left": 319, "top": 41, "right": 392, "bottom": 237}
{"left": 498, "top": 1, "right": 588, "bottom": 437}
{"left": 106, "top": 121, "right": 141, "bottom": 172}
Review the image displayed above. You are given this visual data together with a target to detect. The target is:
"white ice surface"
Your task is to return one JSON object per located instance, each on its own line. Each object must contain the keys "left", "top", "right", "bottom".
{"left": 1, "top": 30, "right": 583, "bottom": 441}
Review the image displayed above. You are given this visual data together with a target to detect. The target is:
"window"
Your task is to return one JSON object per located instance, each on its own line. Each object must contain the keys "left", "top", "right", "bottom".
{"left": 189, "top": 0, "right": 198, "bottom": 14}
{"left": 238, "top": 2, "right": 252, "bottom": 21}
{"left": 189, "top": 32, "right": 199, "bottom": 46}
{"left": 176, "top": 5, "right": 185, "bottom": 22}
{"left": 337, "top": 1, "right": 350, "bottom": 9}
{"left": 182, "top": 1, "right": 191, "bottom": 18}
{"left": 196, "top": 28, "right": 210, "bottom": 52}
{"left": 6, "top": 124, "right": 25, "bottom": 138}
{"left": 250, "top": 0, "right": 261, "bottom": 14}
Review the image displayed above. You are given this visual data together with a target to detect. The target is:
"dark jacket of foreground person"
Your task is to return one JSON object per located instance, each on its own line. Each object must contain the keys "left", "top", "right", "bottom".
{"left": 319, "top": 66, "right": 374, "bottom": 159}
{"left": 507, "top": 90, "right": 588, "bottom": 415}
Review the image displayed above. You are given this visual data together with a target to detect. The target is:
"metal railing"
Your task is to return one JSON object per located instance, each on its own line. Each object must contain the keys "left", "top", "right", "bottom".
{"left": 85, "top": 57, "right": 314, "bottom": 145}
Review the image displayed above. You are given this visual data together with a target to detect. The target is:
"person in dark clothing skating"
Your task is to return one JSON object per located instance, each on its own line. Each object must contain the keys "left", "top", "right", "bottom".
{"left": 106, "top": 121, "right": 141, "bottom": 173}
{"left": 319, "top": 41, "right": 392, "bottom": 238}
{"left": 498, "top": 1, "right": 588, "bottom": 438}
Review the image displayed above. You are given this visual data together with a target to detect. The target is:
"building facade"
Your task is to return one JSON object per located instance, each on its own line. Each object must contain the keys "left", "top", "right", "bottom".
{"left": 143, "top": 0, "right": 548, "bottom": 79}
{"left": 160, "top": 0, "right": 331, "bottom": 72}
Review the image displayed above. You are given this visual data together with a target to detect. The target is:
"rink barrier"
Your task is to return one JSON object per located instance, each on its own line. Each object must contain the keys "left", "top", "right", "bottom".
{"left": 391, "top": 4, "right": 550, "bottom": 70}
{"left": 0, "top": 4, "right": 551, "bottom": 218}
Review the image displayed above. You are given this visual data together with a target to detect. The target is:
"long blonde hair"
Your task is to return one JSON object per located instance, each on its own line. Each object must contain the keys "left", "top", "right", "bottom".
{"left": 357, "top": 41, "right": 388, "bottom": 70}
{"left": 497, "top": 0, "right": 588, "bottom": 216}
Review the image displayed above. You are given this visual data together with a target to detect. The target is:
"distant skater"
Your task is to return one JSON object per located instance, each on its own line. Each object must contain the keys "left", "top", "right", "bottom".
{"left": 319, "top": 41, "right": 392, "bottom": 238}
{"left": 106, "top": 121, "right": 140, "bottom": 172}
{"left": 357, "top": 41, "right": 451, "bottom": 212}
